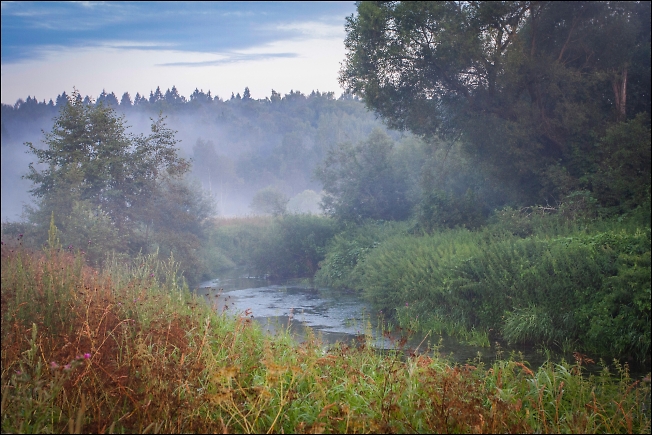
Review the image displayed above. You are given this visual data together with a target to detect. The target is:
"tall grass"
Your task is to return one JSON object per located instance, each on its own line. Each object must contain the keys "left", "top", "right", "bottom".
{"left": 3, "top": 228, "right": 650, "bottom": 433}
{"left": 322, "top": 208, "right": 651, "bottom": 362}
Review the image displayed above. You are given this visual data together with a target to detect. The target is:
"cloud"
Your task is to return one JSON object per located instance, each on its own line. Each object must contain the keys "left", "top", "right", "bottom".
{"left": 273, "top": 21, "right": 344, "bottom": 39}
{"left": 1, "top": 3, "right": 355, "bottom": 104}
{"left": 157, "top": 52, "right": 299, "bottom": 67}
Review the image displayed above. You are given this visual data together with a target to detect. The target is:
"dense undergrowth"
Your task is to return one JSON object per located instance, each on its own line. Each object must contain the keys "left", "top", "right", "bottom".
{"left": 314, "top": 203, "right": 651, "bottom": 364}
{"left": 203, "top": 214, "right": 337, "bottom": 279}
{"left": 2, "top": 224, "right": 650, "bottom": 433}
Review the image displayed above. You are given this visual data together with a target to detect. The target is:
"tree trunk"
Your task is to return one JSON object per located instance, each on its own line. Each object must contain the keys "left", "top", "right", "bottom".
{"left": 612, "top": 67, "right": 627, "bottom": 121}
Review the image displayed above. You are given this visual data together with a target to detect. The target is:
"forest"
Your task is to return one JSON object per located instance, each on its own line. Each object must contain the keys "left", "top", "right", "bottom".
{"left": 1, "top": 1, "right": 650, "bottom": 433}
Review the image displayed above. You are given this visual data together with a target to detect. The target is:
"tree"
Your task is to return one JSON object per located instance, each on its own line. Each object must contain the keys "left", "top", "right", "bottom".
{"left": 120, "top": 92, "right": 132, "bottom": 106}
{"left": 96, "top": 90, "right": 119, "bottom": 107}
{"left": 23, "top": 90, "right": 210, "bottom": 261}
{"left": 165, "top": 86, "right": 185, "bottom": 104}
{"left": 340, "top": 1, "right": 651, "bottom": 206}
{"left": 250, "top": 186, "right": 289, "bottom": 216}
{"left": 315, "top": 128, "right": 413, "bottom": 222}
{"left": 150, "top": 86, "right": 164, "bottom": 104}
{"left": 55, "top": 92, "right": 69, "bottom": 107}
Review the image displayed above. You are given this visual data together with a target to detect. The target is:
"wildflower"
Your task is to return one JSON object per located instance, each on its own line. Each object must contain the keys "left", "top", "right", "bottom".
{"left": 63, "top": 364, "right": 72, "bottom": 371}
{"left": 18, "top": 234, "right": 23, "bottom": 238}
{"left": 15, "top": 370, "right": 22, "bottom": 375}
{"left": 405, "top": 302, "right": 409, "bottom": 307}
{"left": 84, "top": 353, "right": 91, "bottom": 359}
{"left": 50, "top": 361, "right": 59, "bottom": 369}
{"left": 150, "top": 273, "right": 154, "bottom": 277}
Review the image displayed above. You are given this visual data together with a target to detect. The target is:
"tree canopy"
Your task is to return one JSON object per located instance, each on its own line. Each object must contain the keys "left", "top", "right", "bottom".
{"left": 316, "top": 128, "right": 415, "bottom": 222}
{"left": 340, "top": 1, "right": 651, "bottom": 206}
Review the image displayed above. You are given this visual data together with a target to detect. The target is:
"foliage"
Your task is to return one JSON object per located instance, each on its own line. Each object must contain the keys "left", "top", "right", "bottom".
{"left": 24, "top": 91, "right": 189, "bottom": 233}
{"left": 2, "top": 242, "right": 649, "bottom": 433}
{"left": 248, "top": 215, "right": 338, "bottom": 279}
{"left": 340, "top": 1, "right": 651, "bottom": 206}
{"left": 353, "top": 211, "right": 651, "bottom": 363}
{"left": 417, "top": 188, "right": 486, "bottom": 231}
{"left": 205, "top": 216, "right": 272, "bottom": 269}
{"left": 250, "top": 186, "right": 289, "bottom": 216}
{"left": 314, "top": 220, "right": 409, "bottom": 290}
{"left": 19, "top": 90, "right": 213, "bottom": 285}
{"left": 315, "top": 128, "right": 416, "bottom": 222}
{"left": 203, "top": 215, "right": 337, "bottom": 279}
{"left": 587, "top": 113, "right": 652, "bottom": 213}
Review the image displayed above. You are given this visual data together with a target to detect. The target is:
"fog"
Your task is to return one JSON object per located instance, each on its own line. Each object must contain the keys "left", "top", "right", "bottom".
{"left": 1, "top": 90, "right": 394, "bottom": 221}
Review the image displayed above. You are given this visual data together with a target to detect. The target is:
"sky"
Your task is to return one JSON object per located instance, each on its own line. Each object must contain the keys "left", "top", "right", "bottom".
{"left": 1, "top": 1, "right": 357, "bottom": 105}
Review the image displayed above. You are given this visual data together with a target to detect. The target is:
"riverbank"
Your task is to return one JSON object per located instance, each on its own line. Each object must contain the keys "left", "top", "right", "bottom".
{"left": 203, "top": 206, "right": 651, "bottom": 365}
{"left": 2, "top": 242, "right": 650, "bottom": 433}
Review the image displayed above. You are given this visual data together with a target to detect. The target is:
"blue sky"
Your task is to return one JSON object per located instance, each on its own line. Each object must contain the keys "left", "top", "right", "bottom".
{"left": 1, "top": 1, "right": 356, "bottom": 104}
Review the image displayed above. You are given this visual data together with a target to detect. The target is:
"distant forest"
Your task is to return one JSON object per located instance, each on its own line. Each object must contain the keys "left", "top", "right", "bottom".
{"left": 1, "top": 87, "right": 400, "bottom": 219}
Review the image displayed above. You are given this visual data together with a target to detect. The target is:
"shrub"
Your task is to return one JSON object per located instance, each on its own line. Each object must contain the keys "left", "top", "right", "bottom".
{"left": 249, "top": 215, "right": 337, "bottom": 278}
{"left": 314, "top": 220, "right": 408, "bottom": 289}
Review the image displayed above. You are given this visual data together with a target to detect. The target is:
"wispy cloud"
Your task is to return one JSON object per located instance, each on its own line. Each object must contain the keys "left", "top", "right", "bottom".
{"left": 1, "top": 2, "right": 356, "bottom": 104}
{"left": 157, "top": 52, "right": 299, "bottom": 67}
{"left": 273, "top": 21, "right": 345, "bottom": 39}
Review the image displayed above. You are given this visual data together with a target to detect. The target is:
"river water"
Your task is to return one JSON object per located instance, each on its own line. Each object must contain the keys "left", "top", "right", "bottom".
{"left": 196, "top": 269, "right": 560, "bottom": 368}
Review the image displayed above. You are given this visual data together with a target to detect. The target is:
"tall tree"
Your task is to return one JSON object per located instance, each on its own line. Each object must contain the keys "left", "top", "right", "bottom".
{"left": 340, "top": 1, "right": 651, "bottom": 205}
{"left": 120, "top": 92, "right": 132, "bottom": 106}
{"left": 23, "top": 90, "right": 205, "bottom": 255}
{"left": 315, "top": 128, "right": 414, "bottom": 222}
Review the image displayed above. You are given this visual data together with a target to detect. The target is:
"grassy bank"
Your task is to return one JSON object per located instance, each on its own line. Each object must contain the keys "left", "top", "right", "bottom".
{"left": 2, "top": 232, "right": 650, "bottom": 433}
{"left": 315, "top": 206, "right": 651, "bottom": 363}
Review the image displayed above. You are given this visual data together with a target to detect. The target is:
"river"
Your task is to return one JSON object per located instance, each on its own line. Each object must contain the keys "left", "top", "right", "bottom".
{"left": 195, "top": 269, "right": 564, "bottom": 368}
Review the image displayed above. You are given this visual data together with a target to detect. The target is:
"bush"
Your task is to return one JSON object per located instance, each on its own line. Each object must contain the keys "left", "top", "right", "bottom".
{"left": 314, "top": 220, "right": 408, "bottom": 290}
{"left": 249, "top": 215, "right": 337, "bottom": 278}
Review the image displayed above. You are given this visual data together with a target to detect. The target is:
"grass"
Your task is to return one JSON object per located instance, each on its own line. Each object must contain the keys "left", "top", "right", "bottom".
{"left": 2, "top": 240, "right": 650, "bottom": 433}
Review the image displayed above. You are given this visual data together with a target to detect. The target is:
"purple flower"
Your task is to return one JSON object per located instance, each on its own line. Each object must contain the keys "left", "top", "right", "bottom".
{"left": 50, "top": 361, "right": 59, "bottom": 369}
{"left": 149, "top": 273, "right": 154, "bottom": 277}
{"left": 83, "top": 353, "right": 91, "bottom": 359}
{"left": 405, "top": 303, "right": 409, "bottom": 307}
{"left": 63, "top": 364, "right": 72, "bottom": 371}
{"left": 15, "top": 370, "right": 22, "bottom": 375}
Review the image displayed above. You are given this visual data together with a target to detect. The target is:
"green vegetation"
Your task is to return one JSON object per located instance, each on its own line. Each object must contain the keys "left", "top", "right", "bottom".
{"left": 1, "top": 3, "right": 650, "bottom": 430}
{"left": 314, "top": 205, "right": 650, "bottom": 363}
{"left": 340, "top": 1, "right": 651, "bottom": 208}
{"left": 2, "top": 231, "right": 650, "bottom": 433}
{"left": 15, "top": 90, "right": 214, "bottom": 285}
{"left": 204, "top": 215, "right": 337, "bottom": 279}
